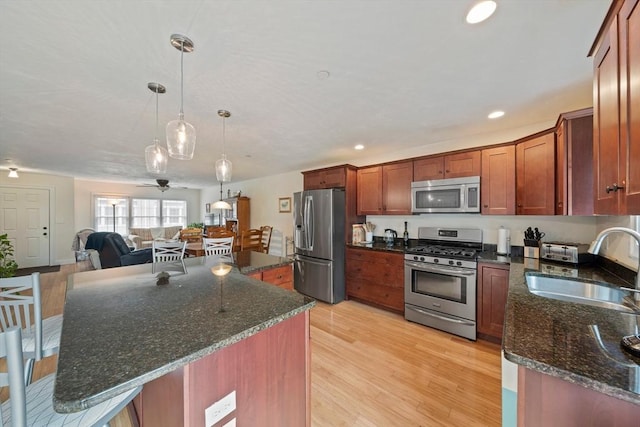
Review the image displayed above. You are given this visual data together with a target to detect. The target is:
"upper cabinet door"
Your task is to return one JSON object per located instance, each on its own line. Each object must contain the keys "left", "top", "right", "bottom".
{"left": 444, "top": 151, "right": 481, "bottom": 178}
{"left": 357, "top": 166, "right": 383, "bottom": 215}
{"left": 620, "top": 0, "right": 640, "bottom": 213}
{"left": 413, "top": 151, "right": 481, "bottom": 181}
{"left": 413, "top": 156, "right": 444, "bottom": 181}
{"left": 516, "top": 131, "right": 556, "bottom": 215}
{"left": 593, "top": 17, "right": 621, "bottom": 214}
{"left": 592, "top": 0, "right": 640, "bottom": 214}
{"left": 382, "top": 161, "right": 413, "bottom": 214}
{"left": 481, "top": 145, "right": 515, "bottom": 215}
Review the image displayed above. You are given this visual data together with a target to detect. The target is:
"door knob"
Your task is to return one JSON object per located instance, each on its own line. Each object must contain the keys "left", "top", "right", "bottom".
{"left": 43, "top": 232, "right": 47, "bottom": 236}
{"left": 43, "top": 226, "right": 47, "bottom": 230}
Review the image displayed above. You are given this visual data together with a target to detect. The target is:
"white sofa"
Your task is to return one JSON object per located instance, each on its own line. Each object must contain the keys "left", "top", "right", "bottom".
{"left": 128, "top": 226, "right": 182, "bottom": 249}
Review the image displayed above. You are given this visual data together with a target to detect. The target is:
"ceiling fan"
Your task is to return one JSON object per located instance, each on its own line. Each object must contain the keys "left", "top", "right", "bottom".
{"left": 138, "top": 179, "right": 187, "bottom": 192}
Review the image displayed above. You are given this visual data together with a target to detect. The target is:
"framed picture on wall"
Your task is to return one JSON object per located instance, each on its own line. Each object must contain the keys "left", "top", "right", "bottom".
{"left": 279, "top": 197, "right": 291, "bottom": 213}
{"left": 205, "top": 203, "right": 211, "bottom": 213}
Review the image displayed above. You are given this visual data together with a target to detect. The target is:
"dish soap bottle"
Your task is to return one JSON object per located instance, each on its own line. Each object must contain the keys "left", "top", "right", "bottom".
{"left": 403, "top": 221, "right": 409, "bottom": 246}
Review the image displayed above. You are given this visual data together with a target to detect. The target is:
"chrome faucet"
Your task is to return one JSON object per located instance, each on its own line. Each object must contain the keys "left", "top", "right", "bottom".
{"left": 588, "top": 227, "right": 640, "bottom": 301}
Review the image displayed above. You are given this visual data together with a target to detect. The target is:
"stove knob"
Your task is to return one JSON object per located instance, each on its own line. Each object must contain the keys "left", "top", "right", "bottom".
{"left": 434, "top": 259, "right": 439, "bottom": 263}
{"left": 420, "top": 257, "right": 425, "bottom": 262}
{"left": 457, "top": 261, "right": 462, "bottom": 266}
{"left": 449, "top": 260, "right": 454, "bottom": 265}
{"left": 413, "top": 256, "right": 419, "bottom": 261}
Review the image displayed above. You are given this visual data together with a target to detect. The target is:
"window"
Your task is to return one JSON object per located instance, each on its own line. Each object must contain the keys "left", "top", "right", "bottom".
{"left": 94, "top": 197, "right": 129, "bottom": 234}
{"left": 94, "top": 196, "right": 187, "bottom": 234}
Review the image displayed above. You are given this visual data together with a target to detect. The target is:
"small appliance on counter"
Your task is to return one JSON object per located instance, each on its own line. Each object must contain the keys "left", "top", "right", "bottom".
{"left": 540, "top": 242, "right": 593, "bottom": 264}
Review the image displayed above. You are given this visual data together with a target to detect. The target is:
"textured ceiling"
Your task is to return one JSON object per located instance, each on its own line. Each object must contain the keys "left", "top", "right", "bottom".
{"left": 0, "top": 0, "right": 610, "bottom": 188}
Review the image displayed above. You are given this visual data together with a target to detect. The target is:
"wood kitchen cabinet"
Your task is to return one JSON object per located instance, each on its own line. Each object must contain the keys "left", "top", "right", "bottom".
{"left": 517, "top": 366, "right": 640, "bottom": 426}
{"left": 481, "top": 145, "right": 516, "bottom": 215}
{"left": 303, "top": 165, "right": 352, "bottom": 190}
{"left": 246, "top": 264, "right": 294, "bottom": 290}
{"left": 515, "top": 130, "right": 556, "bottom": 215}
{"left": 345, "top": 247, "right": 404, "bottom": 313}
{"left": 212, "top": 196, "right": 250, "bottom": 237}
{"left": 302, "top": 164, "right": 363, "bottom": 243}
{"left": 413, "top": 150, "right": 481, "bottom": 181}
{"left": 591, "top": 0, "right": 640, "bottom": 214}
{"left": 555, "top": 108, "right": 594, "bottom": 215}
{"left": 477, "top": 262, "right": 510, "bottom": 341}
{"left": 357, "top": 161, "right": 413, "bottom": 215}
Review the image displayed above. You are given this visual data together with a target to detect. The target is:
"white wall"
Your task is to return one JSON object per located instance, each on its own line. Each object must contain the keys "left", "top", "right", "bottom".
{"left": 0, "top": 171, "right": 76, "bottom": 265}
{"left": 201, "top": 172, "right": 304, "bottom": 245}
{"left": 366, "top": 214, "right": 597, "bottom": 248}
{"left": 74, "top": 178, "right": 201, "bottom": 229}
{"left": 595, "top": 216, "right": 639, "bottom": 270}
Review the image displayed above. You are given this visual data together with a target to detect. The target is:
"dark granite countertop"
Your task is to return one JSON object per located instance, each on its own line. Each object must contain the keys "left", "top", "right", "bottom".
{"left": 347, "top": 240, "right": 411, "bottom": 253}
{"left": 503, "top": 257, "right": 640, "bottom": 405}
{"left": 54, "top": 253, "right": 315, "bottom": 413}
{"left": 232, "top": 249, "right": 293, "bottom": 274}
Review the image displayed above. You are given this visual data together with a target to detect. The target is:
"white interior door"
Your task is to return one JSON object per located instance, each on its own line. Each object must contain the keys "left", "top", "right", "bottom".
{"left": 0, "top": 187, "right": 51, "bottom": 268}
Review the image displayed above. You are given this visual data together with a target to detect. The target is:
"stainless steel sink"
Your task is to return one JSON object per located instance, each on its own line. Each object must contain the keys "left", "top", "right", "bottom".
{"left": 525, "top": 273, "right": 640, "bottom": 313}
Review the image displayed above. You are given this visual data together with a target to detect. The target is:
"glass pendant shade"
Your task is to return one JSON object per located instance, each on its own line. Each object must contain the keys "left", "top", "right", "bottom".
{"left": 211, "top": 200, "right": 232, "bottom": 210}
{"left": 215, "top": 154, "right": 232, "bottom": 182}
{"left": 166, "top": 115, "right": 196, "bottom": 160}
{"left": 167, "top": 34, "right": 196, "bottom": 160}
{"left": 145, "top": 139, "right": 169, "bottom": 173}
{"left": 145, "top": 82, "right": 168, "bottom": 173}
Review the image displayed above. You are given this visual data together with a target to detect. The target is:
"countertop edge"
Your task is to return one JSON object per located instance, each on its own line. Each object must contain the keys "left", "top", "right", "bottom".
{"left": 53, "top": 300, "right": 315, "bottom": 413}
{"left": 502, "top": 259, "right": 640, "bottom": 406}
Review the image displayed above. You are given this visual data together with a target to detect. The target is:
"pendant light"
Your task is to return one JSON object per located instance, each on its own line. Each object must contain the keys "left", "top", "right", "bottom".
{"left": 211, "top": 182, "right": 232, "bottom": 210}
{"left": 145, "top": 82, "right": 169, "bottom": 174}
{"left": 212, "top": 182, "right": 232, "bottom": 227}
{"left": 166, "top": 34, "right": 196, "bottom": 160}
{"left": 215, "top": 110, "right": 232, "bottom": 182}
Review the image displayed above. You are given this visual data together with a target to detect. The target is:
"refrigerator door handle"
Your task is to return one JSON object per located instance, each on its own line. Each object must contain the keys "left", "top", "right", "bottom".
{"left": 307, "top": 196, "right": 314, "bottom": 250}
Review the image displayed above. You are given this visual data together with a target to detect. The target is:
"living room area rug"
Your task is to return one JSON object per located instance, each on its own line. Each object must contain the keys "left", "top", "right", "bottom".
{"left": 14, "top": 265, "right": 61, "bottom": 277}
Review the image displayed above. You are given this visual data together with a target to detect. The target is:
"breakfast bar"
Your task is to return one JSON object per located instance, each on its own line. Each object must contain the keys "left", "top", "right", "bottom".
{"left": 54, "top": 253, "right": 314, "bottom": 426}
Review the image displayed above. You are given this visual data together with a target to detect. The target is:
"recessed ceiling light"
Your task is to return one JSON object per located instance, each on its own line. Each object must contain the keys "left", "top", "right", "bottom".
{"left": 466, "top": 1, "right": 497, "bottom": 24}
{"left": 317, "top": 70, "right": 330, "bottom": 80}
{"left": 8, "top": 167, "right": 19, "bottom": 178}
{"left": 354, "top": 144, "right": 364, "bottom": 150}
{"left": 488, "top": 110, "right": 505, "bottom": 119}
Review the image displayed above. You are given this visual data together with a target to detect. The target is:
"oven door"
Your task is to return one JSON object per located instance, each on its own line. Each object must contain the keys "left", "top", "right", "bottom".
{"left": 404, "top": 260, "right": 476, "bottom": 321}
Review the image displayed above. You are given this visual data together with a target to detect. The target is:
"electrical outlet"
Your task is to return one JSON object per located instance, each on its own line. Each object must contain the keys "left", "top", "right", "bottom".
{"left": 205, "top": 390, "right": 236, "bottom": 427}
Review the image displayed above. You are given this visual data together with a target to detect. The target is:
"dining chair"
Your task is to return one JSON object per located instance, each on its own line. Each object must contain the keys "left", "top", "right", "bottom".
{"left": 240, "top": 229, "right": 264, "bottom": 252}
{"left": 179, "top": 227, "right": 203, "bottom": 243}
{"left": 152, "top": 241, "right": 187, "bottom": 273}
{"left": 260, "top": 226, "right": 273, "bottom": 254}
{"left": 0, "top": 326, "right": 142, "bottom": 426}
{"left": 203, "top": 237, "right": 234, "bottom": 256}
{"left": 0, "top": 272, "right": 62, "bottom": 385}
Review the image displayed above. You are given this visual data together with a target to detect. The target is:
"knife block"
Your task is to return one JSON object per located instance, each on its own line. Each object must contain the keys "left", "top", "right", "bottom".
{"left": 523, "top": 239, "right": 540, "bottom": 259}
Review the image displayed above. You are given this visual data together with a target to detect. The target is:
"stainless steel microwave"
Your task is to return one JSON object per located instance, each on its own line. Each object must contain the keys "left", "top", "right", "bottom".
{"left": 411, "top": 176, "right": 480, "bottom": 213}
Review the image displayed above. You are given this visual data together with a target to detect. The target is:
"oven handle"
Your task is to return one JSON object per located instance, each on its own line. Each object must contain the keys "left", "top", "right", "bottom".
{"left": 404, "top": 261, "right": 476, "bottom": 276}
{"left": 406, "top": 305, "right": 475, "bottom": 326}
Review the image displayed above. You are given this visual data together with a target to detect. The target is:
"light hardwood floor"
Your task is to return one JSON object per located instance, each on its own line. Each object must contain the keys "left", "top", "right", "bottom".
{"left": 2, "top": 264, "right": 502, "bottom": 426}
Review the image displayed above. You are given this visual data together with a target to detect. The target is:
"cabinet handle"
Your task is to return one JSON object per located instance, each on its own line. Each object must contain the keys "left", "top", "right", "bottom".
{"left": 483, "top": 204, "right": 488, "bottom": 208}
{"left": 517, "top": 204, "right": 523, "bottom": 207}
{"left": 445, "top": 170, "right": 450, "bottom": 173}
{"left": 605, "top": 183, "right": 624, "bottom": 193}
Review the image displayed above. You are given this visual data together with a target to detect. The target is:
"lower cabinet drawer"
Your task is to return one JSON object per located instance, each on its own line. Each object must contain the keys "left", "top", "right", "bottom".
{"left": 262, "top": 265, "right": 293, "bottom": 290}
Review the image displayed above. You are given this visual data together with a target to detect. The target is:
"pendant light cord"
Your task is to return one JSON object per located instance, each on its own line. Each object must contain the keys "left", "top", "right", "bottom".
{"left": 154, "top": 89, "right": 159, "bottom": 143}
{"left": 222, "top": 115, "right": 226, "bottom": 155}
{"left": 180, "top": 40, "right": 185, "bottom": 117}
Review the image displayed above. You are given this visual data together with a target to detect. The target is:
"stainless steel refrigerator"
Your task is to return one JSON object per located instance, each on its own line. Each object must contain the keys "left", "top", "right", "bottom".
{"left": 293, "top": 189, "right": 345, "bottom": 303}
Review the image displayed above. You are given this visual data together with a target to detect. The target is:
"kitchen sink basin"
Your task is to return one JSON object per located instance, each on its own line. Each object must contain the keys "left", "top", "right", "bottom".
{"left": 525, "top": 273, "right": 639, "bottom": 313}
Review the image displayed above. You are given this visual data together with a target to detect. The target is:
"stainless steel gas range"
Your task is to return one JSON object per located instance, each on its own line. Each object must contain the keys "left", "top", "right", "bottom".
{"left": 404, "top": 227, "right": 482, "bottom": 340}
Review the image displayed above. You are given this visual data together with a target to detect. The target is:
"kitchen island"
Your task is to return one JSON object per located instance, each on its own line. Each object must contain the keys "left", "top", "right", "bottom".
{"left": 54, "top": 253, "right": 314, "bottom": 426}
{"left": 502, "top": 258, "right": 640, "bottom": 425}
